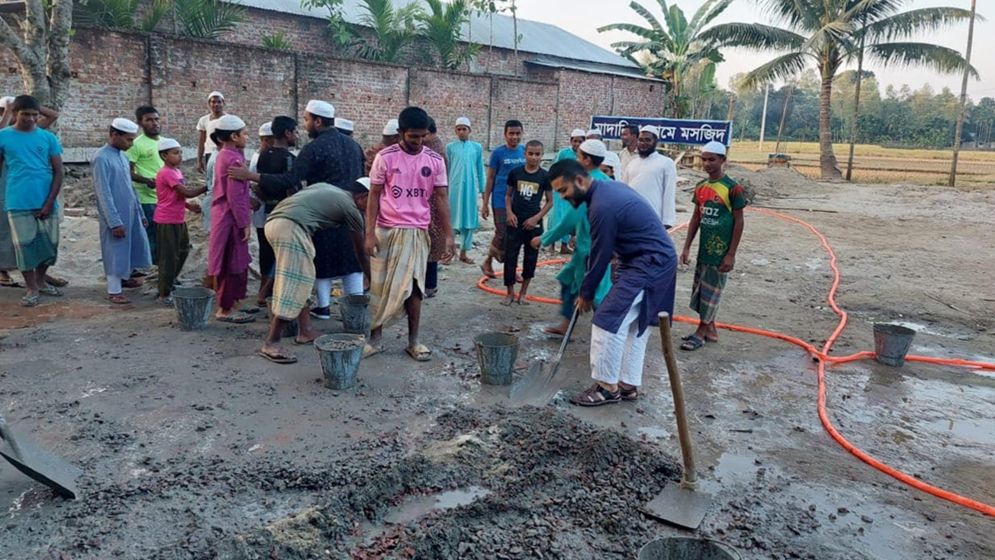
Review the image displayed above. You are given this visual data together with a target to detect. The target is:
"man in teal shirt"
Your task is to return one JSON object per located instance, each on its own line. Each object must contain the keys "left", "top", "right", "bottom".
{"left": 127, "top": 105, "right": 163, "bottom": 262}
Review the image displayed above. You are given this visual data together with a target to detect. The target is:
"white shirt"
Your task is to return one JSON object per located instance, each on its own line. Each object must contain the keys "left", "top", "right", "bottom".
{"left": 196, "top": 114, "right": 222, "bottom": 156}
{"left": 618, "top": 147, "right": 638, "bottom": 182}
{"left": 623, "top": 152, "right": 678, "bottom": 228}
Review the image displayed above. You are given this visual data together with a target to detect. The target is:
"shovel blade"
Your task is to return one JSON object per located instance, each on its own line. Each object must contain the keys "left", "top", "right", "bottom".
{"left": 0, "top": 429, "right": 81, "bottom": 500}
{"left": 642, "top": 484, "right": 711, "bottom": 530}
{"left": 509, "top": 361, "right": 548, "bottom": 403}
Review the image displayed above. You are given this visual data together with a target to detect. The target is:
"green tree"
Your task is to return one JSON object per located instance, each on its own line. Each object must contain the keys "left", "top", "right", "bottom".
{"left": 351, "top": 0, "right": 422, "bottom": 63}
{"left": 713, "top": 0, "right": 977, "bottom": 179}
{"left": 598, "top": 0, "right": 734, "bottom": 118}
{"left": 172, "top": 0, "right": 245, "bottom": 40}
{"left": 300, "top": 0, "right": 352, "bottom": 48}
{"left": 0, "top": 0, "right": 74, "bottom": 107}
{"left": 77, "top": 0, "right": 170, "bottom": 32}
{"left": 419, "top": 0, "right": 479, "bottom": 70}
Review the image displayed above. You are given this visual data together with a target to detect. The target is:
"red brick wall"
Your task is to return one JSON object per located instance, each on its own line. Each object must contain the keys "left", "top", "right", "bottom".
{"left": 408, "top": 68, "right": 491, "bottom": 149}
{"left": 489, "top": 77, "right": 558, "bottom": 151}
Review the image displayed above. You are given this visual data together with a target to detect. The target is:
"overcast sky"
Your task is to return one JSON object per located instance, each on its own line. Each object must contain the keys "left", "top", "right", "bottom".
{"left": 514, "top": 0, "right": 994, "bottom": 99}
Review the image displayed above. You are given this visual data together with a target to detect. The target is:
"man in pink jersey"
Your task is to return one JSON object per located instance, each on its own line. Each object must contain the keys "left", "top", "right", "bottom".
{"left": 365, "top": 106, "right": 453, "bottom": 361}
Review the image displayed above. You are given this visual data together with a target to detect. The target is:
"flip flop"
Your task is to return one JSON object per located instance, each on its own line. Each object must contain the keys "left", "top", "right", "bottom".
{"left": 43, "top": 274, "right": 68, "bottom": 287}
{"left": 241, "top": 306, "right": 262, "bottom": 314}
{"left": 258, "top": 349, "right": 297, "bottom": 364}
{"left": 479, "top": 264, "right": 497, "bottom": 279}
{"left": 293, "top": 337, "right": 317, "bottom": 346}
{"left": 362, "top": 343, "right": 384, "bottom": 359}
{"left": 680, "top": 335, "right": 706, "bottom": 351}
{"left": 107, "top": 294, "right": 130, "bottom": 305}
{"left": 405, "top": 344, "right": 432, "bottom": 362}
{"left": 217, "top": 312, "right": 255, "bottom": 324}
{"left": 20, "top": 294, "right": 39, "bottom": 307}
{"left": 39, "top": 285, "right": 62, "bottom": 297}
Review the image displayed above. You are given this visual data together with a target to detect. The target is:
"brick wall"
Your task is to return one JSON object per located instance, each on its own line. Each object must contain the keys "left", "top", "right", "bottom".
{"left": 489, "top": 77, "right": 558, "bottom": 151}
{"left": 407, "top": 68, "right": 491, "bottom": 149}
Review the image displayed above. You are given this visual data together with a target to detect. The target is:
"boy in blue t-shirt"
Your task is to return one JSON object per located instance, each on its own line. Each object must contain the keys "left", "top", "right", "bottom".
{"left": 0, "top": 95, "right": 64, "bottom": 307}
{"left": 480, "top": 119, "right": 525, "bottom": 279}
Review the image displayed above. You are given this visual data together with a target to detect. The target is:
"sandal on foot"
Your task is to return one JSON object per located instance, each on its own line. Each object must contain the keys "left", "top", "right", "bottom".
{"left": 405, "top": 344, "right": 432, "bottom": 362}
{"left": 107, "top": 294, "right": 130, "bottom": 305}
{"left": 1, "top": 275, "right": 22, "bottom": 288}
{"left": 293, "top": 336, "right": 317, "bottom": 346}
{"left": 570, "top": 384, "right": 621, "bottom": 407}
{"left": 479, "top": 264, "right": 497, "bottom": 279}
{"left": 362, "top": 343, "right": 384, "bottom": 359}
{"left": 39, "top": 285, "right": 62, "bottom": 297}
{"left": 241, "top": 306, "right": 262, "bottom": 314}
{"left": 460, "top": 256, "right": 475, "bottom": 265}
{"left": 424, "top": 288, "right": 438, "bottom": 299}
{"left": 619, "top": 385, "right": 639, "bottom": 401}
{"left": 43, "top": 274, "right": 68, "bottom": 287}
{"left": 122, "top": 278, "right": 143, "bottom": 289}
{"left": 258, "top": 349, "right": 297, "bottom": 364}
{"left": 20, "top": 294, "right": 39, "bottom": 307}
{"left": 680, "top": 335, "right": 706, "bottom": 351}
{"left": 217, "top": 312, "right": 255, "bottom": 324}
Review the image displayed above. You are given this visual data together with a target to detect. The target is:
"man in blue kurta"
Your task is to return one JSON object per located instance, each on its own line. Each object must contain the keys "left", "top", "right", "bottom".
{"left": 546, "top": 159, "right": 677, "bottom": 407}
{"left": 93, "top": 118, "right": 152, "bottom": 304}
{"left": 446, "top": 117, "right": 485, "bottom": 265}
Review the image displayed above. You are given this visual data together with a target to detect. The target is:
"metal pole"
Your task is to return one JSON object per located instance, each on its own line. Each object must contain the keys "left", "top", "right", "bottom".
{"left": 950, "top": 0, "right": 977, "bottom": 187}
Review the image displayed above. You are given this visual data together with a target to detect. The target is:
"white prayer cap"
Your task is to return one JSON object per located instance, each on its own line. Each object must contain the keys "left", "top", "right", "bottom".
{"left": 602, "top": 151, "right": 622, "bottom": 170}
{"left": 258, "top": 122, "right": 273, "bottom": 137}
{"left": 570, "top": 128, "right": 586, "bottom": 139}
{"left": 207, "top": 91, "right": 224, "bottom": 101}
{"left": 579, "top": 139, "right": 607, "bottom": 159}
{"left": 355, "top": 177, "right": 371, "bottom": 193}
{"left": 455, "top": 116, "right": 472, "bottom": 128}
{"left": 639, "top": 125, "right": 659, "bottom": 138}
{"left": 702, "top": 140, "right": 727, "bottom": 156}
{"left": 214, "top": 114, "right": 246, "bottom": 131}
{"left": 0, "top": 96, "right": 14, "bottom": 107}
{"left": 305, "top": 99, "right": 335, "bottom": 119}
{"left": 111, "top": 118, "right": 139, "bottom": 134}
{"left": 586, "top": 128, "right": 602, "bottom": 138}
{"left": 157, "top": 138, "right": 181, "bottom": 152}
{"left": 335, "top": 117, "right": 354, "bottom": 132}
{"left": 382, "top": 118, "right": 399, "bottom": 136}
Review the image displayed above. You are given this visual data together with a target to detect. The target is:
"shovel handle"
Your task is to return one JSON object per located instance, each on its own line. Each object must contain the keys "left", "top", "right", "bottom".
{"left": 0, "top": 415, "right": 24, "bottom": 459}
{"left": 657, "top": 312, "right": 698, "bottom": 489}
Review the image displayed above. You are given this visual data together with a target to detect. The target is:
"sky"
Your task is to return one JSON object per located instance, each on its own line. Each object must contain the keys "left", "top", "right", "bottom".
{"left": 513, "top": 0, "right": 995, "bottom": 99}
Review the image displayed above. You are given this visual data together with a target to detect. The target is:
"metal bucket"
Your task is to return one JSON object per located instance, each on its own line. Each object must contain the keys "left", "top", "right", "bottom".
{"left": 873, "top": 323, "right": 916, "bottom": 367}
{"left": 315, "top": 334, "right": 365, "bottom": 390}
{"left": 474, "top": 332, "right": 518, "bottom": 386}
{"left": 638, "top": 537, "right": 740, "bottom": 560}
{"left": 338, "top": 294, "right": 371, "bottom": 334}
{"left": 172, "top": 287, "right": 215, "bottom": 331}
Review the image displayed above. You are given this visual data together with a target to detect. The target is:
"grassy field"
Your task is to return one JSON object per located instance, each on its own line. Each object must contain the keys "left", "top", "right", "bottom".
{"left": 727, "top": 141, "right": 995, "bottom": 186}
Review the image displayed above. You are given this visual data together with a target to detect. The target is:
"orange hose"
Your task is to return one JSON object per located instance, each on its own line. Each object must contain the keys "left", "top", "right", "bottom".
{"left": 477, "top": 208, "right": 995, "bottom": 516}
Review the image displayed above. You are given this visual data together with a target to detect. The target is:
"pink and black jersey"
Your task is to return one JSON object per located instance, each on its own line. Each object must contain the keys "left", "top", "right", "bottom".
{"left": 370, "top": 144, "right": 448, "bottom": 230}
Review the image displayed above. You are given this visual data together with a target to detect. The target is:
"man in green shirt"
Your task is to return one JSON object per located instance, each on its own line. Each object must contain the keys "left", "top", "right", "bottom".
{"left": 127, "top": 105, "right": 163, "bottom": 263}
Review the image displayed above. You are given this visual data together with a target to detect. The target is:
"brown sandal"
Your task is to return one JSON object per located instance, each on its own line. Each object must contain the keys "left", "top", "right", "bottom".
{"left": 569, "top": 384, "right": 621, "bottom": 407}
{"left": 107, "top": 294, "right": 130, "bottom": 305}
{"left": 619, "top": 385, "right": 639, "bottom": 401}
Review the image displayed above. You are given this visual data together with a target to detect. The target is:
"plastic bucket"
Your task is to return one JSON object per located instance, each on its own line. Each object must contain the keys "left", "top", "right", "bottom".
{"left": 338, "top": 294, "right": 371, "bottom": 334}
{"left": 474, "top": 332, "right": 518, "bottom": 386}
{"left": 172, "top": 287, "right": 215, "bottom": 331}
{"left": 315, "top": 334, "right": 365, "bottom": 390}
{"left": 638, "top": 537, "right": 740, "bottom": 560}
{"left": 873, "top": 323, "right": 916, "bottom": 367}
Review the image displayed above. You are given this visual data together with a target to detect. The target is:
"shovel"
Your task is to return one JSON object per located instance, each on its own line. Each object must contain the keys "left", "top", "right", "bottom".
{"left": 0, "top": 415, "right": 81, "bottom": 499}
{"left": 509, "top": 305, "right": 580, "bottom": 404}
{"left": 642, "top": 312, "right": 711, "bottom": 530}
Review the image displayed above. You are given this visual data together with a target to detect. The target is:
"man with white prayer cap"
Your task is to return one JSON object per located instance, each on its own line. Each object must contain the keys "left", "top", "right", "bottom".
{"left": 548, "top": 127, "right": 590, "bottom": 253}
{"left": 623, "top": 124, "right": 678, "bottom": 229}
{"left": 365, "top": 118, "right": 400, "bottom": 175}
{"left": 600, "top": 151, "right": 622, "bottom": 179}
{"left": 335, "top": 117, "right": 355, "bottom": 136}
{"left": 586, "top": 128, "right": 603, "bottom": 140}
{"left": 93, "top": 117, "right": 152, "bottom": 304}
{"left": 446, "top": 116, "right": 485, "bottom": 264}
{"left": 196, "top": 91, "right": 226, "bottom": 173}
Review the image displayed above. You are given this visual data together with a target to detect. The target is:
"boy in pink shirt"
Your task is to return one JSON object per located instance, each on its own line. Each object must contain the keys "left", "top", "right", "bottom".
{"left": 366, "top": 106, "right": 453, "bottom": 361}
{"left": 154, "top": 139, "right": 206, "bottom": 303}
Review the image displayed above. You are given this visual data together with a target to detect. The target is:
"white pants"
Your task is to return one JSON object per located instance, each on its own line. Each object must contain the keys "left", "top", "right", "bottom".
{"left": 315, "top": 272, "right": 364, "bottom": 307}
{"left": 590, "top": 290, "right": 650, "bottom": 387}
{"left": 107, "top": 274, "right": 123, "bottom": 295}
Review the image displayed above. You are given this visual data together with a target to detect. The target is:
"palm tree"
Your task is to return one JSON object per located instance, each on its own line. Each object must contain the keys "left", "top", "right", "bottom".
{"left": 172, "top": 0, "right": 245, "bottom": 40}
{"left": 712, "top": 0, "right": 976, "bottom": 180}
{"left": 598, "top": 0, "right": 734, "bottom": 118}
{"left": 419, "top": 0, "right": 479, "bottom": 70}
{"left": 77, "top": 0, "right": 170, "bottom": 32}
{"left": 353, "top": 0, "right": 422, "bottom": 63}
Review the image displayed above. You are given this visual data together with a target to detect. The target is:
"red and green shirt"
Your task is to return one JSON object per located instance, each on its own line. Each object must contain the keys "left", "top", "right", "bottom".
{"left": 692, "top": 175, "right": 747, "bottom": 265}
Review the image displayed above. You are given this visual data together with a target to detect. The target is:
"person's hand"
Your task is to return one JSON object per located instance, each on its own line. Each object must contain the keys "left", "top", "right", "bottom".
{"left": 719, "top": 253, "right": 736, "bottom": 273}
{"left": 250, "top": 197, "right": 261, "bottom": 211}
{"left": 530, "top": 236, "right": 542, "bottom": 250}
{"left": 111, "top": 226, "right": 126, "bottom": 238}
{"left": 680, "top": 248, "right": 690, "bottom": 266}
{"left": 197, "top": 159, "right": 205, "bottom": 174}
{"left": 364, "top": 234, "right": 379, "bottom": 257}
{"left": 186, "top": 202, "right": 202, "bottom": 214}
{"left": 145, "top": 177, "right": 157, "bottom": 188}
{"left": 576, "top": 297, "right": 593, "bottom": 314}
{"left": 506, "top": 211, "right": 518, "bottom": 228}
{"left": 242, "top": 227, "right": 251, "bottom": 242}
{"left": 228, "top": 162, "right": 251, "bottom": 181}
{"left": 522, "top": 216, "right": 539, "bottom": 230}
{"left": 444, "top": 235, "right": 455, "bottom": 261}
{"left": 35, "top": 204, "right": 53, "bottom": 220}
{"left": 481, "top": 204, "right": 490, "bottom": 220}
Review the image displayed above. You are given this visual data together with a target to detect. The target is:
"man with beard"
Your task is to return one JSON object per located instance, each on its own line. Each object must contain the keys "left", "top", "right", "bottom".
{"left": 545, "top": 159, "right": 677, "bottom": 407}
{"left": 127, "top": 106, "right": 163, "bottom": 262}
{"left": 624, "top": 125, "right": 678, "bottom": 229}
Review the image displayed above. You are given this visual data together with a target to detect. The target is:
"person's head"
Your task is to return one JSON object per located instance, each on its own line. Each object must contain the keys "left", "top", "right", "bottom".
{"left": 427, "top": 117, "right": 438, "bottom": 138}
{"left": 10, "top": 95, "right": 40, "bottom": 131}
{"left": 351, "top": 178, "right": 371, "bottom": 212}
{"left": 109, "top": 118, "right": 139, "bottom": 151}
{"left": 547, "top": 159, "right": 591, "bottom": 208}
{"left": 135, "top": 106, "right": 161, "bottom": 137}
{"left": 210, "top": 115, "right": 248, "bottom": 150}
{"left": 504, "top": 120, "right": 523, "bottom": 148}
{"left": 600, "top": 151, "right": 621, "bottom": 179}
{"left": 303, "top": 99, "right": 335, "bottom": 138}
{"left": 382, "top": 118, "right": 400, "bottom": 146}
{"left": 569, "top": 128, "right": 585, "bottom": 151}
{"left": 701, "top": 141, "right": 728, "bottom": 178}
{"left": 454, "top": 117, "right": 471, "bottom": 141}
{"left": 207, "top": 91, "right": 225, "bottom": 117}
{"left": 586, "top": 128, "right": 602, "bottom": 140}
{"left": 271, "top": 116, "right": 299, "bottom": 147}
{"left": 620, "top": 124, "right": 639, "bottom": 149}
{"left": 157, "top": 138, "right": 183, "bottom": 168}
{"left": 637, "top": 126, "right": 659, "bottom": 157}
{"left": 397, "top": 106, "right": 430, "bottom": 153}
{"left": 258, "top": 122, "right": 274, "bottom": 152}
{"left": 335, "top": 117, "right": 354, "bottom": 136}
{"left": 577, "top": 139, "right": 606, "bottom": 171}
{"left": 524, "top": 140, "right": 543, "bottom": 168}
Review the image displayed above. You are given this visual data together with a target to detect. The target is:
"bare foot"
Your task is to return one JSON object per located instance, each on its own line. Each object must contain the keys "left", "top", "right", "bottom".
{"left": 501, "top": 295, "right": 514, "bottom": 306}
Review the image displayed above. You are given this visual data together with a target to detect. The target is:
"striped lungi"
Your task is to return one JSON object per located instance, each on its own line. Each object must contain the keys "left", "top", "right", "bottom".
{"left": 370, "top": 227, "right": 429, "bottom": 330}
{"left": 265, "top": 217, "right": 315, "bottom": 321}
{"left": 689, "top": 262, "right": 727, "bottom": 324}
{"left": 7, "top": 210, "right": 59, "bottom": 271}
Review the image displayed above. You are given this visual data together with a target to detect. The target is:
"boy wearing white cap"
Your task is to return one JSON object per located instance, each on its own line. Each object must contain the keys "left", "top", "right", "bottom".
{"left": 625, "top": 125, "right": 678, "bottom": 229}
{"left": 548, "top": 128, "right": 587, "bottom": 254}
{"left": 93, "top": 118, "right": 152, "bottom": 304}
{"left": 196, "top": 91, "right": 226, "bottom": 174}
{"left": 445, "top": 116, "right": 485, "bottom": 265}
{"left": 679, "top": 140, "right": 746, "bottom": 351}
{"left": 365, "top": 118, "right": 400, "bottom": 176}
{"left": 154, "top": 139, "right": 207, "bottom": 303}
{"left": 0, "top": 95, "right": 64, "bottom": 306}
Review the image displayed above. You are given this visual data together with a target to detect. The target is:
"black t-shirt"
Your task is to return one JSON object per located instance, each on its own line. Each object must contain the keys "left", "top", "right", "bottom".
{"left": 506, "top": 166, "right": 549, "bottom": 220}
{"left": 256, "top": 147, "right": 297, "bottom": 208}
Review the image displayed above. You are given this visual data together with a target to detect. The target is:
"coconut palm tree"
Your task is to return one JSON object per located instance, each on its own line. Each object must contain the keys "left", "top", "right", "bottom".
{"left": 419, "top": 0, "right": 479, "bottom": 70}
{"left": 711, "top": 0, "right": 976, "bottom": 180}
{"left": 598, "top": 0, "right": 734, "bottom": 118}
{"left": 353, "top": 0, "right": 422, "bottom": 63}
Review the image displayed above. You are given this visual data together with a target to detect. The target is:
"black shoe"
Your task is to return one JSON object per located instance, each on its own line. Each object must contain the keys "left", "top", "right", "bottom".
{"left": 310, "top": 306, "right": 331, "bottom": 320}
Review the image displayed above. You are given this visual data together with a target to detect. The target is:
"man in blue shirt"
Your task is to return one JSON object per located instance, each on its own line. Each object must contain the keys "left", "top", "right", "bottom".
{"left": 480, "top": 119, "right": 525, "bottom": 279}
{"left": 546, "top": 159, "right": 677, "bottom": 407}
{"left": 0, "top": 95, "right": 64, "bottom": 307}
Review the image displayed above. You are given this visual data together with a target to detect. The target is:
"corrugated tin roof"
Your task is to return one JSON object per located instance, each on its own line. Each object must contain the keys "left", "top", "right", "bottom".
{"left": 525, "top": 55, "right": 663, "bottom": 81}
{"left": 236, "top": 0, "right": 638, "bottom": 69}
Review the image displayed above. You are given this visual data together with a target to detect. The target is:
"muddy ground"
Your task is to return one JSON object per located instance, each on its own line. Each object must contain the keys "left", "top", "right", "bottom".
{"left": 1, "top": 166, "right": 994, "bottom": 559}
